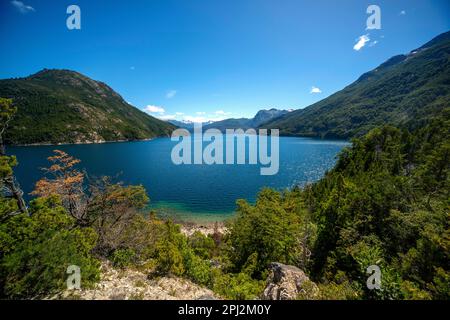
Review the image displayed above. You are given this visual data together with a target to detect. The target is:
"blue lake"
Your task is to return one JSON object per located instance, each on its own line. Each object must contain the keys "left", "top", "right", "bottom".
{"left": 8, "top": 135, "right": 349, "bottom": 222}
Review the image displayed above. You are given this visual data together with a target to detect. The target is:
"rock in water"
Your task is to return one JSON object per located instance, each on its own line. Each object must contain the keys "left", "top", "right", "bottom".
{"left": 262, "top": 262, "right": 319, "bottom": 300}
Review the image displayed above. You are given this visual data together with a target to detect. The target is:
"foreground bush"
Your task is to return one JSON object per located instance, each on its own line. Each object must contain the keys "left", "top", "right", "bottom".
{"left": 0, "top": 196, "right": 100, "bottom": 298}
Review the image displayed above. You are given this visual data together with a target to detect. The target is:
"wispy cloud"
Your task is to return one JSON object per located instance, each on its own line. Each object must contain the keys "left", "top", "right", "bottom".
{"left": 215, "top": 110, "right": 232, "bottom": 116}
{"left": 310, "top": 86, "right": 322, "bottom": 94}
{"left": 196, "top": 112, "right": 206, "bottom": 115}
{"left": 166, "top": 90, "right": 177, "bottom": 99}
{"left": 144, "top": 105, "right": 165, "bottom": 114}
{"left": 158, "top": 114, "right": 177, "bottom": 120}
{"left": 175, "top": 112, "right": 184, "bottom": 116}
{"left": 11, "top": 1, "right": 35, "bottom": 14}
{"left": 353, "top": 34, "right": 370, "bottom": 51}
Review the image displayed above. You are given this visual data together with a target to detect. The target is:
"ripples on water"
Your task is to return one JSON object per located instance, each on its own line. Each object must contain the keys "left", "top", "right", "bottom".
{"left": 9, "top": 135, "right": 349, "bottom": 222}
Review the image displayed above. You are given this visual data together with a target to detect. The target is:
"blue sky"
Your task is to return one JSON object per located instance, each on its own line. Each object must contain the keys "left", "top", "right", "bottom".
{"left": 1, "top": 0, "right": 449, "bottom": 122}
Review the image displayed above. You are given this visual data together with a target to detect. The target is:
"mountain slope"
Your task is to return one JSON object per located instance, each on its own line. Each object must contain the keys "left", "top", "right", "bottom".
{"left": 0, "top": 69, "right": 176, "bottom": 145}
{"left": 262, "top": 31, "right": 450, "bottom": 139}
{"left": 252, "top": 108, "right": 290, "bottom": 127}
{"left": 203, "top": 108, "right": 289, "bottom": 131}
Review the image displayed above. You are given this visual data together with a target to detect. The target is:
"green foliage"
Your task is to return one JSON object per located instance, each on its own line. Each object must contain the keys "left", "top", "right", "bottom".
{"left": 223, "top": 112, "right": 449, "bottom": 300}
{"left": 316, "top": 280, "right": 363, "bottom": 300}
{"left": 0, "top": 69, "right": 175, "bottom": 145}
{"left": 307, "top": 115, "right": 449, "bottom": 299}
{"left": 227, "top": 188, "right": 315, "bottom": 278}
{"left": 154, "top": 220, "right": 188, "bottom": 276}
{"left": 184, "top": 253, "right": 212, "bottom": 286}
{"left": 111, "top": 249, "right": 136, "bottom": 269}
{"left": 0, "top": 196, "right": 100, "bottom": 298}
{"left": 188, "top": 231, "right": 216, "bottom": 260}
{"left": 211, "top": 269, "right": 265, "bottom": 300}
{"left": 0, "top": 155, "right": 17, "bottom": 178}
{"left": 0, "top": 97, "right": 17, "bottom": 126}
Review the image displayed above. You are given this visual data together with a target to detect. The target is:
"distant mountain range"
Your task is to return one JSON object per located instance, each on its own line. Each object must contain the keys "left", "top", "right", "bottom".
{"left": 167, "top": 119, "right": 215, "bottom": 131}
{"left": 169, "top": 108, "right": 290, "bottom": 132}
{"left": 0, "top": 69, "right": 175, "bottom": 145}
{"left": 262, "top": 31, "right": 450, "bottom": 139}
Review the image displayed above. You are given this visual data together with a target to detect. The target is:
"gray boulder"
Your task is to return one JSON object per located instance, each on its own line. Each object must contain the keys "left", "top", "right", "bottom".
{"left": 262, "top": 262, "right": 319, "bottom": 300}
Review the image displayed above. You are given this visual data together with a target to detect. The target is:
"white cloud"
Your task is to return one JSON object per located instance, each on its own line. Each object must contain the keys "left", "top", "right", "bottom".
{"left": 369, "top": 40, "right": 378, "bottom": 47}
{"left": 400, "top": 10, "right": 406, "bottom": 15}
{"left": 158, "top": 114, "right": 177, "bottom": 120}
{"left": 144, "top": 105, "right": 165, "bottom": 114}
{"left": 215, "top": 110, "right": 232, "bottom": 115}
{"left": 166, "top": 90, "right": 177, "bottom": 99}
{"left": 310, "top": 86, "right": 322, "bottom": 94}
{"left": 11, "top": 1, "right": 35, "bottom": 13}
{"left": 175, "top": 112, "right": 184, "bottom": 116}
{"left": 196, "top": 112, "right": 206, "bottom": 115}
{"left": 353, "top": 34, "right": 370, "bottom": 51}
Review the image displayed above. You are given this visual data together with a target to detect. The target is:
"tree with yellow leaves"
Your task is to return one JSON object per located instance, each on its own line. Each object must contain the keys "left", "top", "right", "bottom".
{"left": 32, "top": 150, "right": 86, "bottom": 223}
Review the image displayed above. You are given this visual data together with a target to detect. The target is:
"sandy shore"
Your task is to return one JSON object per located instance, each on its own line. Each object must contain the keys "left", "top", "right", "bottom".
{"left": 179, "top": 221, "right": 228, "bottom": 237}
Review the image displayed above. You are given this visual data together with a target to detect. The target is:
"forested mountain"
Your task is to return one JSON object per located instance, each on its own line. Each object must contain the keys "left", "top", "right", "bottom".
{"left": 262, "top": 31, "right": 450, "bottom": 138}
{"left": 0, "top": 69, "right": 176, "bottom": 145}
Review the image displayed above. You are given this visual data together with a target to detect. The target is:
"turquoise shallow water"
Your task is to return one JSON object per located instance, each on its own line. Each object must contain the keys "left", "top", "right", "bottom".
{"left": 8, "top": 135, "right": 348, "bottom": 222}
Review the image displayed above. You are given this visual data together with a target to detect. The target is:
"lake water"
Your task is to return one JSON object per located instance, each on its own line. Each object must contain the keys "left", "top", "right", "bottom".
{"left": 8, "top": 135, "right": 348, "bottom": 222}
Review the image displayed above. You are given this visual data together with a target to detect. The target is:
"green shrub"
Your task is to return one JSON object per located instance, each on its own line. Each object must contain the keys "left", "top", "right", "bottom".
{"left": 153, "top": 220, "right": 188, "bottom": 276}
{"left": 188, "top": 231, "right": 215, "bottom": 260}
{"left": 111, "top": 248, "right": 136, "bottom": 268}
{"left": 184, "top": 252, "right": 212, "bottom": 286}
{"left": 0, "top": 196, "right": 100, "bottom": 298}
{"left": 211, "top": 269, "right": 265, "bottom": 300}
{"left": 227, "top": 188, "right": 311, "bottom": 277}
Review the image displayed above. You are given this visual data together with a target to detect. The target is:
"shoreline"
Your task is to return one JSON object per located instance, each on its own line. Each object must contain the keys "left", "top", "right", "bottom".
{"left": 7, "top": 136, "right": 162, "bottom": 147}
{"left": 8, "top": 134, "right": 350, "bottom": 147}
{"left": 179, "top": 220, "right": 228, "bottom": 237}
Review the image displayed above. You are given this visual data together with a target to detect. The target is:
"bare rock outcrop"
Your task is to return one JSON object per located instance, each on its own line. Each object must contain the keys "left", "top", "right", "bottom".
{"left": 262, "top": 262, "right": 319, "bottom": 300}
{"left": 58, "top": 263, "right": 219, "bottom": 300}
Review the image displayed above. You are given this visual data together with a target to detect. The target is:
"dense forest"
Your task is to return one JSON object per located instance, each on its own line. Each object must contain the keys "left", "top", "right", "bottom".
{"left": 0, "top": 97, "right": 448, "bottom": 299}
{"left": 0, "top": 69, "right": 175, "bottom": 145}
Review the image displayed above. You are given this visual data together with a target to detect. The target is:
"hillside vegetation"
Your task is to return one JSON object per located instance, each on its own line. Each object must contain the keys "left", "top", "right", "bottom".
{"left": 262, "top": 31, "right": 450, "bottom": 139}
{"left": 0, "top": 69, "right": 176, "bottom": 145}
{"left": 0, "top": 96, "right": 448, "bottom": 300}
